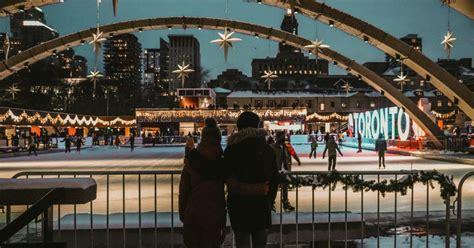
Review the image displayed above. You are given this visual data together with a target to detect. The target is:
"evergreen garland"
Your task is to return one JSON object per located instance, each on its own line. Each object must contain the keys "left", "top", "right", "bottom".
{"left": 281, "top": 170, "right": 456, "bottom": 201}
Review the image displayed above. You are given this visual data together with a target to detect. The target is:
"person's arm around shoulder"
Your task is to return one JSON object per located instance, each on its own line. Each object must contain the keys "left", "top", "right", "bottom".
{"left": 179, "top": 163, "right": 191, "bottom": 223}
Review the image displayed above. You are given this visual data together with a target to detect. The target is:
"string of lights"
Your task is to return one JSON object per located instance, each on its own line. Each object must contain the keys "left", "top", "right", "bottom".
{"left": 306, "top": 112, "right": 349, "bottom": 122}
{"left": 0, "top": 108, "right": 136, "bottom": 127}
{"left": 136, "top": 108, "right": 307, "bottom": 123}
{"left": 431, "top": 110, "right": 456, "bottom": 119}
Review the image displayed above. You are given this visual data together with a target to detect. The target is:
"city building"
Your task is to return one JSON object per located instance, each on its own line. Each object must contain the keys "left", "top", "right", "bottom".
{"left": 50, "top": 49, "right": 88, "bottom": 78}
{"left": 251, "top": 12, "right": 329, "bottom": 89}
{"left": 168, "top": 35, "right": 201, "bottom": 91}
{"left": 208, "top": 69, "right": 256, "bottom": 90}
{"left": 10, "top": 7, "right": 58, "bottom": 53}
{"left": 143, "top": 48, "right": 161, "bottom": 88}
{"left": 104, "top": 33, "right": 143, "bottom": 86}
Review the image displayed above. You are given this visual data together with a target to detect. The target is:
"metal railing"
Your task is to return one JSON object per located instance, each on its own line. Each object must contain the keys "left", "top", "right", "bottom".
{"left": 456, "top": 171, "right": 474, "bottom": 248}
{"left": 3, "top": 170, "right": 454, "bottom": 248}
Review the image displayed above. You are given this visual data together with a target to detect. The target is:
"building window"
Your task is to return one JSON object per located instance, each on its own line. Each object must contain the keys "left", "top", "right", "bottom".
{"left": 320, "top": 103, "right": 325, "bottom": 111}
{"left": 255, "top": 100, "right": 263, "bottom": 108}
{"left": 280, "top": 100, "right": 288, "bottom": 107}
{"left": 437, "top": 100, "right": 443, "bottom": 107}
{"left": 370, "top": 102, "right": 375, "bottom": 108}
{"left": 356, "top": 102, "right": 360, "bottom": 108}
{"left": 330, "top": 101, "right": 335, "bottom": 108}
{"left": 447, "top": 101, "right": 452, "bottom": 107}
{"left": 268, "top": 100, "right": 275, "bottom": 107}
{"left": 305, "top": 100, "right": 312, "bottom": 108}
{"left": 341, "top": 102, "right": 347, "bottom": 108}
{"left": 420, "top": 80, "right": 425, "bottom": 87}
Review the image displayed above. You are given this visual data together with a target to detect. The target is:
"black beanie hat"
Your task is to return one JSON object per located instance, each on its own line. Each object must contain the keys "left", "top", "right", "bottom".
{"left": 237, "top": 111, "right": 260, "bottom": 130}
{"left": 201, "top": 118, "right": 221, "bottom": 142}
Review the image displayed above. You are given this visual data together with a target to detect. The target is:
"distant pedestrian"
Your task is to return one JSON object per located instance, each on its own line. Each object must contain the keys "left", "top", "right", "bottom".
{"left": 338, "top": 131, "right": 344, "bottom": 148}
{"left": 115, "top": 135, "right": 121, "bottom": 149}
{"left": 184, "top": 135, "right": 195, "bottom": 163}
{"left": 309, "top": 138, "right": 318, "bottom": 159}
{"left": 286, "top": 142, "right": 301, "bottom": 166}
{"left": 28, "top": 135, "right": 37, "bottom": 156}
{"left": 75, "top": 136, "right": 84, "bottom": 153}
{"left": 130, "top": 133, "right": 135, "bottom": 152}
{"left": 357, "top": 131, "right": 363, "bottom": 153}
{"left": 375, "top": 134, "right": 387, "bottom": 169}
{"left": 62, "top": 135, "right": 72, "bottom": 153}
{"left": 322, "top": 137, "right": 343, "bottom": 171}
{"left": 324, "top": 132, "right": 330, "bottom": 144}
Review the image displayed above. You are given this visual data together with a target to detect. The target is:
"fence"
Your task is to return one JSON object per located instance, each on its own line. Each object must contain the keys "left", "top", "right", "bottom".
{"left": 2, "top": 170, "right": 458, "bottom": 248}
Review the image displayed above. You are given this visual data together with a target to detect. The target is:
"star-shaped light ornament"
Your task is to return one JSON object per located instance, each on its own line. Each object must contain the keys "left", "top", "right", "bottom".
{"left": 172, "top": 62, "right": 194, "bottom": 88}
{"left": 3, "top": 35, "right": 10, "bottom": 63}
{"left": 341, "top": 81, "right": 353, "bottom": 95}
{"left": 261, "top": 69, "right": 278, "bottom": 90}
{"left": 304, "top": 39, "right": 330, "bottom": 57}
{"left": 89, "top": 28, "right": 107, "bottom": 59}
{"left": 394, "top": 73, "right": 410, "bottom": 91}
{"left": 210, "top": 29, "right": 242, "bottom": 63}
{"left": 441, "top": 31, "right": 456, "bottom": 59}
{"left": 6, "top": 84, "right": 21, "bottom": 100}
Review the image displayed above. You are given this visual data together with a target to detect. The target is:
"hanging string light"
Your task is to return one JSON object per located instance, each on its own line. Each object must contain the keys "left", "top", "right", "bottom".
{"left": 394, "top": 58, "right": 410, "bottom": 91}
{"left": 210, "top": 0, "right": 242, "bottom": 63}
{"left": 88, "top": 0, "right": 105, "bottom": 95}
{"left": 441, "top": 0, "right": 456, "bottom": 60}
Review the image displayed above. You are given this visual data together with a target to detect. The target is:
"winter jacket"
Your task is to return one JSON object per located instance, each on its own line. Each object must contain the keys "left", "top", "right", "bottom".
{"left": 270, "top": 142, "right": 291, "bottom": 171}
{"left": 224, "top": 128, "right": 279, "bottom": 231}
{"left": 375, "top": 139, "right": 387, "bottom": 154}
{"left": 179, "top": 147, "right": 227, "bottom": 247}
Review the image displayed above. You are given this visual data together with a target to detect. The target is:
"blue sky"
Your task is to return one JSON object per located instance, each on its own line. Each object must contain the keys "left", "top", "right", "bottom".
{"left": 1, "top": 0, "right": 473, "bottom": 78}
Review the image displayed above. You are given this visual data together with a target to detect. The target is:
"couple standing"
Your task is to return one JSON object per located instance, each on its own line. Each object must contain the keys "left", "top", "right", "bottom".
{"left": 179, "top": 112, "right": 279, "bottom": 248}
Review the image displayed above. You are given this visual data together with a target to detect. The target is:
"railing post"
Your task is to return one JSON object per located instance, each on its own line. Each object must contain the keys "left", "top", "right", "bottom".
{"left": 446, "top": 195, "right": 451, "bottom": 248}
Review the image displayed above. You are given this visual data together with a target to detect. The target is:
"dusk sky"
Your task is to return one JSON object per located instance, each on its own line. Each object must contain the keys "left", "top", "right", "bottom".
{"left": 2, "top": 0, "right": 473, "bottom": 78}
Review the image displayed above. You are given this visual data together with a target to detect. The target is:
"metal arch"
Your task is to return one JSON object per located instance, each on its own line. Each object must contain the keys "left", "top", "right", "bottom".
{"left": 256, "top": 0, "right": 474, "bottom": 122}
{"left": 0, "top": 0, "right": 63, "bottom": 16}
{"left": 0, "top": 16, "right": 443, "bottom": 147}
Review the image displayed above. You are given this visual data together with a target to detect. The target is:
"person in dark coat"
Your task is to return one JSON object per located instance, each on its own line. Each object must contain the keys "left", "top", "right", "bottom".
{"left": 179, "top": 118, "right": 268, "bottom": 248}
{"left": 322, "top": 137, "right": 343, "bottom": 171}
{"left": 75, "top": 135, "right": 84, "bottom": 153}
{"left": 375, "top": 134, "right": 388, "bottom": 168}
{"left": 62, "top": 135, "right": 72, "bottom": 153}
{"left": 130, "top": 133, "right": 135, "bottom": 152}
{"left": 224, "top": 112, "right": 279, "bottom": 248}
{"left": 28, "top": 134, "right": 37, "bottom": 156}
{"left": 270, "top": 131, "right": 295, "bottom": 212}
{"left": 357, "top": 131, "right": 363, "bottom": 153}
{"left": 309, "top": 138, "right": 318, "bottom": 159}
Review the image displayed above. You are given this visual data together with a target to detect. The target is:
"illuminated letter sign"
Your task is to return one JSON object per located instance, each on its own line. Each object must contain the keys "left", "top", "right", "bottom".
{"left": 350, "top": 107, "right": 418, "bottom": 141}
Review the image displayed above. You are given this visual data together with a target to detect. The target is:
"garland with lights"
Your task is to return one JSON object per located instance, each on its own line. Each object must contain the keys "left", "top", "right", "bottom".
{"left": 0, "top": 108, "right": 136, "bottom": 127}
{"left": 136, "top": 108, "right": 307, "bottom": 123}
{"left": 306, "top": 112, "right": 349, "bottom": 122}
{"left": 281, "top": 170, "right": 456, "bottom": 202}
{"left": 431, "top": 110, "right": 456, "bottom": 119}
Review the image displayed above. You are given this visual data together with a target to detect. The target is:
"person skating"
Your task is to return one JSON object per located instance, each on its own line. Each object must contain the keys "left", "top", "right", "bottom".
{"left": 184, "top": 135, "right": 195, "bottom": 163}
{"left": 286, "top": 141, "right": 301, "bottom": 166}
{"left": 75, "top": 135, "right": 84, "bottom": 153}
{"left": 322, "top": 137, "right": 343, "bottom": 171}
{"left": 224, "top": 112, "right": 280, "bottom": 248}
{"left": 270, "top": 131, "right": 295, "bottom": 212}
{"left": 179, "top": 118, "right": 268, "bottom": 248}
{"left": 27, "top": 134, "right": 37, "bottom": 156}
{"left": 357, "top": 131, "right": 363, "bottom": 153}
{"left": 375, "top": 134, "right": 388, "bottom": 168}
{"left": 62, "top": 135, "right": 72, "bottom": 153}
{"left": 309, "top": 138, "right": 318, "bottom": 159}
{"left": 338, "top": 131, "right": 344, "bottom": 148}
{"left": 115, "top": 135, "right": 121, "bottom": 149}
{"left": 130, "top": 133, "right": 135, "bottom": 152}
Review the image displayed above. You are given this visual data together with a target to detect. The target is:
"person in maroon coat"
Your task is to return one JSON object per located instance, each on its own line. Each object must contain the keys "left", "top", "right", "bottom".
{"left": 179, "top": 118, "right": 268, "bottom": 248}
